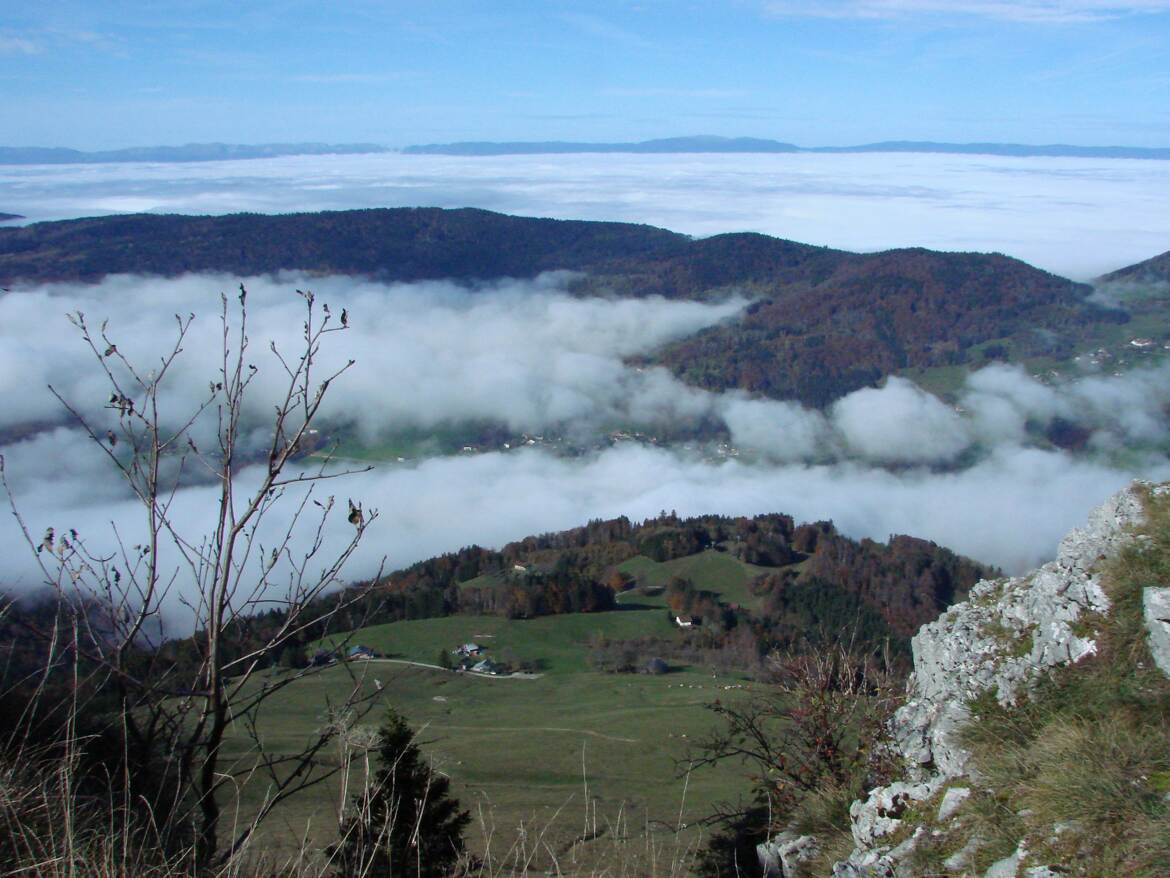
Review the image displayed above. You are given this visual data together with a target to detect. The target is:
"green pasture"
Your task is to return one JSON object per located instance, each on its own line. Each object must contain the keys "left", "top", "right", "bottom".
{"left": 224, "top": 612, "right": 759, "bottom": 866}
{"left": 330, "top": 607, "right": 677, "bottom": 674}
{"left": 456, "top": 570, "right": 509, "bottom": 591}
{"left": 618, "top": 549, "right": 772, "bottom": 610}
{"left": 456, "top": 549, "right": 770, "bottom": 613}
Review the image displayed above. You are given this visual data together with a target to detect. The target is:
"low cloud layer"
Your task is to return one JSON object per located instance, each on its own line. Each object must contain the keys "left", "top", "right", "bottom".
{"left": 2, "top": 272, "right": 1168, "bottom": 627}
{"left": 4, "top": 439, "right": 1164, "bottom": 632}
{"left": 0, "top": 272, "right": 744, "bottom": 445}
{"left": 4, "top": 151, "right": 1170, "bottom": 278}
{"left": 723, "top": 366, "right": 1170, "bottom": 468}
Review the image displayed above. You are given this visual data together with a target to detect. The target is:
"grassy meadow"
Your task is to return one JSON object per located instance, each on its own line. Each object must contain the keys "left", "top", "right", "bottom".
{"left": 617, "top": 550, "right": 773, "bottom": 610}
{"left": 225, "top": 607, "right": 759, "bottom": 868}
{"left": 459, "top": 549, "right": 772, "bottom": 614}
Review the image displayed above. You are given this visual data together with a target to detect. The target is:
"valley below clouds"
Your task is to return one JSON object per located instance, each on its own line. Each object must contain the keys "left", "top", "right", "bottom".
{"left": 2, "top": 271, "right": 1168, "bottom": 624}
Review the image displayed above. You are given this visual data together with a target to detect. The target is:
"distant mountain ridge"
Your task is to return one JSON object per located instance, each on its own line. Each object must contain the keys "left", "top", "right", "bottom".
{"left": 0, "top": 143, "right": 392, "bottom": 165}
{"left": 3, "top": 137, "right": 1168, "bottom": 165}
{"left": 404, "top": 136, "right": 1170, "bottom": 160}
{"left": 0, "top": 207, "right": 1132, "bottom": 406}
{"left": 403, "top": 136, "right": 802, "bottom": 155}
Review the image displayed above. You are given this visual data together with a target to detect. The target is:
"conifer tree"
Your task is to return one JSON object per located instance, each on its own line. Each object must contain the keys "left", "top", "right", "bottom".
{"left": 333, "top": 709, "right": 470, "bottom": 878}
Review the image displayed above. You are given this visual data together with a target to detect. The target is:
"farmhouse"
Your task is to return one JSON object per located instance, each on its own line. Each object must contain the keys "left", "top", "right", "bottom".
{"left": 456, "top": 642, "right": 483, "bottom": 657}
{"left": 310, "top": 649, "right": 337, "bottom": 667}
{"left": 674, "top": 615, "right": 702, "bottom": 628}
{"left": 471, "top": 658, "right": 502, "bottom": 675}
{"left": 347, "top": 644, "right": 376, "bottom": 660}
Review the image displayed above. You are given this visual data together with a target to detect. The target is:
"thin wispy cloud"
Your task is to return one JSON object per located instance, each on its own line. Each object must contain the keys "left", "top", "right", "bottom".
{"left": 289, "top": 72, "right": 414, "bottom": 85}
{"left": 50, "top": 28, "right": 124, "bottom": 53}
{"left": 0, "top": 32, "right": 40, "bottom": 55}
{"left": 0, "top": 27, "right": 125, "bottom": 57}
{"left": 600, "top": 87, "right": 750, "bottom": 100}
{"left": 763, "top": 0, "right": 1170, "bottom": 23}
{"left": 558, "top": 11, "right": 656, "bottom": 50}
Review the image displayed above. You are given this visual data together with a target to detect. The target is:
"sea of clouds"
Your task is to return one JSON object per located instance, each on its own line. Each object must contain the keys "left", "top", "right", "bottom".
{"left": 4, "top": 151, "right": 1170, "bottom": 279}
{"left": 2, "top": 272, "right": 1168, "bottom": 626}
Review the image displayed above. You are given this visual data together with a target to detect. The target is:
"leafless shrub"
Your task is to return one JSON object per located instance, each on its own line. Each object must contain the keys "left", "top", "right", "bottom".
{"left": 1, "top": 285, "right": 384, "bottom": 871}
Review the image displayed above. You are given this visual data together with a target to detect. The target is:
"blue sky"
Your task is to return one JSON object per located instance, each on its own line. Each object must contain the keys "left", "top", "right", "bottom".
{"left": 2, "top": 1, "right": 1169, "bottom": 149}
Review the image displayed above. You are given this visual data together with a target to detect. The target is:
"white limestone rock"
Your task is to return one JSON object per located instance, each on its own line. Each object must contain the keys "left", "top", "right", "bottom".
{"left": 894, "top": 484, "right": 1146, "bottom": 781}
{"left": 757, "top": 831, "right": 819, "bottom": 878}
{"left": 1142, "top": 586, "right": 1170, "bottom": 678}
{"left": 937, "top": 786, "right": 971, "bottom": 823}
{"left": 850, "top": 779, "right": 940, "bottom": 848}
{"left": 943, "top": 835, "right": 982, "bottom": 871}
{"left": 830, "top": 483, "right": 1156, "bottom": 878}
{"left": 831, "top": 846, "right": 897, "bottom": 878}
{"left": 984, "top": 842, "right": 1025, "bottom": 877}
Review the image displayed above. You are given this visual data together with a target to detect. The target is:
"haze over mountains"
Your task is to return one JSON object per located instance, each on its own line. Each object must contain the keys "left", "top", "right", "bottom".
{"left": 0, "top": 143, "right": 392, "bottom": 165}
{"left": 402, "top": 136, "right": 1170, "bottom": 160}
{"left": 3, "top": 138, "right": 1169, "bottom": 165}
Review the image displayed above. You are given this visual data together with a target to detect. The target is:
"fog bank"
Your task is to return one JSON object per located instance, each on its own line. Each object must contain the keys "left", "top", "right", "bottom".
{"left": 2, "top": 271, "right": 1168, "bottom": 626}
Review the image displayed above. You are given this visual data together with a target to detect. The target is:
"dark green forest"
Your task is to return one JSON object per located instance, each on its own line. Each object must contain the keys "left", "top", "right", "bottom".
{"left": 0, "top": 207, "right": 1129, "bottom": 406}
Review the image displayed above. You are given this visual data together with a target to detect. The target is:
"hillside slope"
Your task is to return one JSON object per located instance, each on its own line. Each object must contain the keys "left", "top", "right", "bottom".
{"left": 312, "top": 510, "right": 994, "bottom": 663}
{"left": 0, "top": 208, "right": 687, "bottom": 284}
{"left": 0, "top": 208, "right": 1112, "bottom": 406}
{"left": 641, "top": 244, "right": 1103, "bottom": 406}
{"left": 1100, "top": 248, "right": 1170, "bottom": 284}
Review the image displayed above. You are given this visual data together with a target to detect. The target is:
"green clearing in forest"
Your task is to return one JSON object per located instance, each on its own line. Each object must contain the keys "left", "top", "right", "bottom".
{"left": 330, "top": 608, "right": 677, "bottom": 675}
{"left": 618, "top": 549, "right": 773, "bottom": 610}
{"left": 227, "top": 610, "right": 757, "bottom": 867}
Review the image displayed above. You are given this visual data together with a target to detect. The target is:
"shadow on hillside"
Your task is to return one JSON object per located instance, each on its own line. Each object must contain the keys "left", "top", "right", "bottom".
{"left": 612, "top": 601, "right": 660, "bottom": 611}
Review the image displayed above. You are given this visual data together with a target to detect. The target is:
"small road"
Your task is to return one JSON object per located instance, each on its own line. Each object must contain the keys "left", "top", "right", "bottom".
{"left": 441, "top": 724, "right": 638, "bottom": 743}
{"left": 364, "top": 658, "right": 543, "bottom": 679}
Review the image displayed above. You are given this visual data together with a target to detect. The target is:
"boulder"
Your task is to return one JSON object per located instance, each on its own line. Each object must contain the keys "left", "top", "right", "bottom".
{"left": 758, "top": 831, "right": 819, "bottom": 877}
{"left": 1142, "top": 586, "right": 1170, "bottom": 678}
{"left": 850, "top": 780, "right": 939, "bottom": 847}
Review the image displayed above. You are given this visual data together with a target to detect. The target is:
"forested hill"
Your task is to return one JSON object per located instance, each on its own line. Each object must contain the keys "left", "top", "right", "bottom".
{"left": 0, "top": 207, "right": 1115, "bottom": 405}
{"left": 0, "top": 208, "right": 687, "bottom": 284}
{"left": 1, "top": 509, "right": 995, "bottom": 683}
{"left": 642, "top": 244, "right": 1110, "bottom": 405}
{"left": 1099, "top": 247, "right": 1170, "bottom": 284}
{"left": 321, "top": 511, "right": 996, "bottom": 654}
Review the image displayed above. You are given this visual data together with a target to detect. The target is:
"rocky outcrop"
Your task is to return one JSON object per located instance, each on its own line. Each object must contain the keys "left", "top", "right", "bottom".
{"left": 759, "top": 831, "right": 820, "bottom": 877}
{"left": 1143, "top": 586, "right": 1170, "bottom": 678}
{"left": 829, "top": 482, "right": 1157, "bottom": 877}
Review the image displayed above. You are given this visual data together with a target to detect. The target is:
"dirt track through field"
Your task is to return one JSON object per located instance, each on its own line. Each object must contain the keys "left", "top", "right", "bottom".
{"left": 441, "top": 725, "right": 638, "bottom": 743}
{"left": 367, "top": 658, "right": 542, "bottom": 679}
